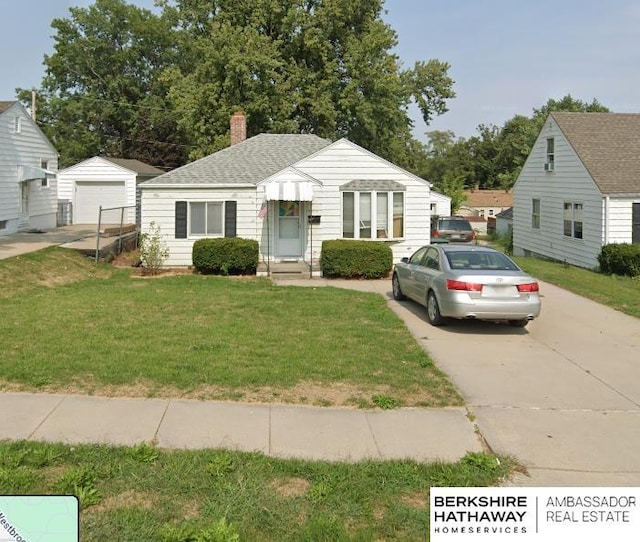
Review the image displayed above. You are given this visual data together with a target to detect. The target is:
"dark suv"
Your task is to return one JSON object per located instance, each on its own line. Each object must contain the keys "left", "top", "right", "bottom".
{"left": 431, "top": 216, "right": 475, "bottom": 244}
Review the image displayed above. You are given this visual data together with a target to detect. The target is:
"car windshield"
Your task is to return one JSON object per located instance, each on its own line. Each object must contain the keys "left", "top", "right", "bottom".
{"left": 446, "top": 251, "right": 520, "bottom": 271}
{"left": 439, "top": 219, "right": 472, "bottom": 231}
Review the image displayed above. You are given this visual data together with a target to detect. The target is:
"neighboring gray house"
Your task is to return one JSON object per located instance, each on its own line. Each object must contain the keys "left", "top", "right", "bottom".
{"left": 513, "top": 112, "right": 640, "bottom": 269}
{"left": 495, "top": 207, "right": 513, "bottom": 236}
{"left": 57, "top": 156, "right": 163, "bottom": 225}
{"left": 140, "top": 113, "right": 435, "bottom": 270}
{"left": 0, "top": 101, "right": 58, "bottom": 235}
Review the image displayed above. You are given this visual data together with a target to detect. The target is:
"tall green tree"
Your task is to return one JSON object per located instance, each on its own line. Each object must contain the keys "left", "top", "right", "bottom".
{"left": 20, "top": 0, "right": 187, "bottom": 168}
{"left": 161, "top": 0, "right": 455, "bottom": 167}
{"left": 26, "top": 0, "right": 454, "bottom": 172}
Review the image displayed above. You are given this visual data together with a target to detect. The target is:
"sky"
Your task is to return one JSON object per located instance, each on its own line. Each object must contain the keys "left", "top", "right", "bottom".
{"left": 1, "top": 0, "right": 639, "bottom": 140}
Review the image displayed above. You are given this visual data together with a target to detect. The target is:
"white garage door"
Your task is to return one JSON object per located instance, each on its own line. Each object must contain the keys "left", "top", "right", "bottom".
{"left": 74, "top": 181, "right": 126, "bottom": 224}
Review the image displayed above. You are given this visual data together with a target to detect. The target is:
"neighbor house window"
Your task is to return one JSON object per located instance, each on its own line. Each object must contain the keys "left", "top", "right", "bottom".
{"left": 341, "top": 191, "right": 404, "bottom": 239}
{"left": 545, "top": 138, "right": 555, "bottom": 171}
{"left": 40, "top": 160, "right": 49, "bottom": 188}
{"left": 563, "top": 202, "right": 583, "bottom": 239}
{"left": 190, "top": 202, "right": 223, "bottom": 235}
{"left": 532, "top": 199, "right": 540, "bottom": 229}
{"left": 0, "top": 220, "right": 7, "bottom": 230}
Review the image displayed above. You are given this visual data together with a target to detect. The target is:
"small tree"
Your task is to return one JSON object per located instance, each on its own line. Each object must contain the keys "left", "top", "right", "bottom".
{"left": 139, "top": 221, "right": 169, "bottom": 275}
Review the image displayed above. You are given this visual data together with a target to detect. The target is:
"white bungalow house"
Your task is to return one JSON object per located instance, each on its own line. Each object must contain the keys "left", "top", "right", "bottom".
{"left": 0, "top": 101, "right": 58, "bottom": 235}
{"left": 513, "top": 112, "right": 640, "bottom": 269}
{"left": 140, "top": 113, "right": 435, "bottom": 271}
{"left": 57, "top": 156, "right": 163, "bottom": 225}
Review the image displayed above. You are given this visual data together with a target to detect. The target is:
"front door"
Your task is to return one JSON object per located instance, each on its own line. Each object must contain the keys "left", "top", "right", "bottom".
{"left": 19, "top": 182, "right": 29, "bottom": 223}
{"left": 276, "top": 201, "right": 303, "bottom": 258}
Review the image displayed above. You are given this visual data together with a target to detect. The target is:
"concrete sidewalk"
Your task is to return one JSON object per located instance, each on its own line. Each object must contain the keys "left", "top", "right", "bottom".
{"left": 0, "top": 391, "right": 482, "bottom": 463}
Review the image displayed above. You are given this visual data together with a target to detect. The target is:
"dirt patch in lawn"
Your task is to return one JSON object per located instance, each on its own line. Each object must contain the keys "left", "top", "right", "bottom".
{"left": 111, "top": 250, "right": 195, "bottom": 278}
{"left": 0, "top": 377, "right": 452, "bottom": 408}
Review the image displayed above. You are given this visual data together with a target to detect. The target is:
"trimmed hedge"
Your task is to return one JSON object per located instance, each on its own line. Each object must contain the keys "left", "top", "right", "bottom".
{"left": 320, "top": 240, "right": 393, "bottom": 279}
{"left": 192, "top": 238, "right": 259, "bottom": 275}
{"left": 598, "top": 243, "right": 640, "bottom": 277}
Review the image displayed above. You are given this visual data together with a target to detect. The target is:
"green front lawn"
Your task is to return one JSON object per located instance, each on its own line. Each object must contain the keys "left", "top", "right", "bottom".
{"left": 513, "top": 256, "right": 640, "bottom": 319}
{"left": 0, "top": 248, "right": 461, "bottom": 408}
{"left": 0, "top": 441, "right": 515, "bottom": 541}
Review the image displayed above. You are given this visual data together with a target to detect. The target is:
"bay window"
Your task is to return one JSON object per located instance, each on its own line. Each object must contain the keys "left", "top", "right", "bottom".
{"left": 342, "top": 190, "right": 404, "bottom": 239}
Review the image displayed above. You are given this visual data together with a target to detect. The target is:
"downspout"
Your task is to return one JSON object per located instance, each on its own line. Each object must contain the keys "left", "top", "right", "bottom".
{"left": 267, "top": 201, "right": 271, "bottom": 277}
{"left": 604, "top": 196, "right": 610, "bottom": 245}
{"left": 309, "top": 200, "right": 313, "bottom": 279}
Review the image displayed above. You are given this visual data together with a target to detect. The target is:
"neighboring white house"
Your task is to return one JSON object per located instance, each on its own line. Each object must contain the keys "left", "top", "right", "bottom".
{"left": 57, "top": 156, "right": 163, "bottom": 225}
{"left": 429, "top": 190, "right": 452, "bottom": 219}
{"left": 0, "top": 101, "right": 58, "bottom": 235}
{"left": 513, "top": 112, "right": 640, "bottom": 269}
{"left": 140, "top": 113, "right": 435, "bottom": 270}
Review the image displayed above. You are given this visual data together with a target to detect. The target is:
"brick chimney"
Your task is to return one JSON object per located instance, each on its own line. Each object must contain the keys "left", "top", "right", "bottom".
{"left": 230, "top": 111, "right": 246, "bottom": 146}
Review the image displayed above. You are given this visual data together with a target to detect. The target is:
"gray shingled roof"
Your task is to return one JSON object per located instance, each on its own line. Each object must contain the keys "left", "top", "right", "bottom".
{"left": 0, "top": 101, "right": 18, "bottom": 114}
{"left": 552, "top": 112, "right": 640, "bottom": 195}
{"left": 144, "top": 133, "right": 331, "bottom": 186}
{"left": 101, "top": 157, "right": 164, "bottom": 176}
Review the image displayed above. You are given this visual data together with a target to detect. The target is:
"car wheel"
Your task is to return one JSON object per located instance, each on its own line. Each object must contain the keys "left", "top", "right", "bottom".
{"left": 426, "top": 291, "right": 445, "bottom": 326}
{"left": 508, "top": 319, "right": 529, "bottom": 328}
{"left": 392, "top": 273, "right": 406, "bottom": 301}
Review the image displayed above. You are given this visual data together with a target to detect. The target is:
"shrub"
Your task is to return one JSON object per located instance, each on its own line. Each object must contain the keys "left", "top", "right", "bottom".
{"left": 320, "top": 240, "right": 393, "bottom": 279}
{"left": 598, "top": 243, "right": 640, "bottom": 277}
{"left": 192, "top": 238, "right": 259, "bottom": 275}
{"left": 139, "top": 221, "right": 169, "bottom": 274}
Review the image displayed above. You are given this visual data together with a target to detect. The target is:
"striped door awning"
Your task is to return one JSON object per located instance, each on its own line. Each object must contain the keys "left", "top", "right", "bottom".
{"left": 264, "top": 181, "right": 315, "bottom": 201}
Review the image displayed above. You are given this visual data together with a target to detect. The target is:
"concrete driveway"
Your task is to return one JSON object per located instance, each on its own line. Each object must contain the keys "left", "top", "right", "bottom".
{"left": 386, "top": 280, "right": 640, "bottom": 486}
{"left": 283, "top": 277, "right": 640, "bottom": 486}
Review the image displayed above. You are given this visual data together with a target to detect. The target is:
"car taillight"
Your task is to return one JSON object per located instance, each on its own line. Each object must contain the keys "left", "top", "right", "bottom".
{"left": 446, "top": 279, "right": 483, "bottom": 292}
{"left": 432, "top": 229, "right": 440, "bottom": 237}
{"left": 516, "top": 282, "right": 539, "bottom": 293}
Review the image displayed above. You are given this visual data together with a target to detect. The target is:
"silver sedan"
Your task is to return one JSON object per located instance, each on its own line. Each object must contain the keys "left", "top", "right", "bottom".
{"left": 392, "top": 244, "right": 541, "bottom": 327}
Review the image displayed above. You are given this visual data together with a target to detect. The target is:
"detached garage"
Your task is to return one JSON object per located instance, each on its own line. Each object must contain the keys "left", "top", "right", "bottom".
{"left": 57, "top": 157, "right": 163, "bottom": 225}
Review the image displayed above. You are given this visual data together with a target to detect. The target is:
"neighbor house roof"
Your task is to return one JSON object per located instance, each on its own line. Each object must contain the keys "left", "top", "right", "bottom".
{"left": 463, "top": 189, "right": 513, "bottom": 208}
{"left": 100, "top": 157, "right": 164, "bottom": 176}
{"left": 144, "top": 133, "right": 331, "bottom": 186}
{"left": 0, "top": 101, "right": 18, "bottom": 114}
{"left": 551, "top": 112, "right": 640, "bottom": 195}
{"left": 496, "top": 207, "right": 513, "bottom": 220}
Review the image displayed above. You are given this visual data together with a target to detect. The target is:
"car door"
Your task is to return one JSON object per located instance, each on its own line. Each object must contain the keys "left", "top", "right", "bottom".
{"left": 413, "top": 247, "right": 441, "bottom": 302}
{"left": 401, "top": 246, "right": 429, "bottom": 301}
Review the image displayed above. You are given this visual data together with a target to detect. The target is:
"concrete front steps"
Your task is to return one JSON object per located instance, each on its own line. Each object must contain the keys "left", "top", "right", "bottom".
{"left": 257, "top": 261, "right": 320, "bottom": 279}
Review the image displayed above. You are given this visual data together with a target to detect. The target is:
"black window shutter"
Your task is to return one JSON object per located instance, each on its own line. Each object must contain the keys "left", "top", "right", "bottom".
{"left": 225, "top": 201, "right": 237, "bottom": 237}
{"left": 175, "top": 201, "right": 187, "bottom": 239}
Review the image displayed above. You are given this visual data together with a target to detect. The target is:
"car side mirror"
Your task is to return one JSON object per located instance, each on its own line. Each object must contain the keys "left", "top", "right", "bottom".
{"left": 401, "top": 257, "right": 409, "bottom": 263}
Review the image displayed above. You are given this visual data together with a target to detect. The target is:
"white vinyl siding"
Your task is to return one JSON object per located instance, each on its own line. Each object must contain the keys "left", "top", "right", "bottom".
{"left": 141, "top": 187, "right": 256, "bottom": 267}
{"left": 513, "top": 117, "right": 604, "bottom": 269}
{"left": 292, "top": 140, "right": 430, "bottom": 264}
{"left": 605, "top": 198, "right": 640, "bottom": 244}
{"left": 0, "top": 103, "right": 58, "bottom": 234}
